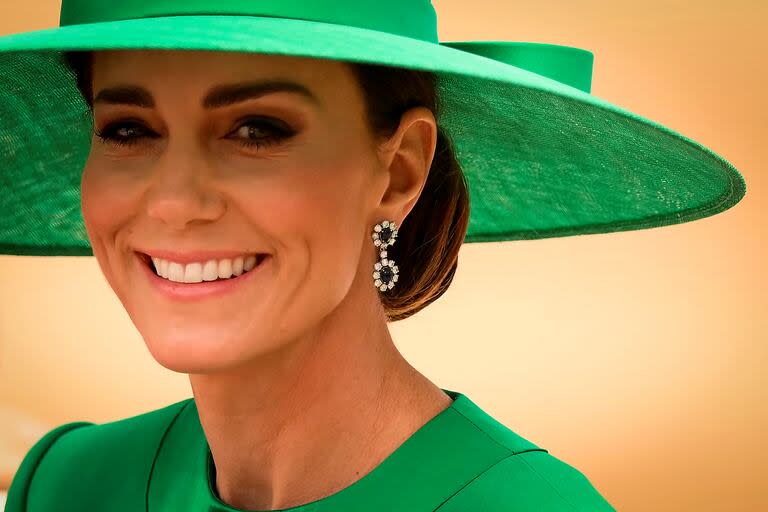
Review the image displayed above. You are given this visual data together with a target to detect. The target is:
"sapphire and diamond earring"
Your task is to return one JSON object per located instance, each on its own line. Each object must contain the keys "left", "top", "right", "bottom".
{"left": 372, "top": 220, "right": 399, "bottom": 292}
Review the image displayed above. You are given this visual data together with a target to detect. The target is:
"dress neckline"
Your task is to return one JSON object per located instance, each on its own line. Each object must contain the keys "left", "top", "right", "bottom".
{"left": 202, "top": 388, "right": 464, "bottom": 511}
{"left": 148, "top": 387, "right": 531, "bottom": 511}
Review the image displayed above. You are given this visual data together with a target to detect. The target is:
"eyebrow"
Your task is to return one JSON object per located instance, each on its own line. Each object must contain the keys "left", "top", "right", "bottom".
{"left": 92, "top": 80, "right": 320, "bottom": 109}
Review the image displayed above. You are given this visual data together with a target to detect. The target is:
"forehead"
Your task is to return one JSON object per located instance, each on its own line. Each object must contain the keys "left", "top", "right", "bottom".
{"left": 89, "top": 49, "right": 357, "bottom": 100}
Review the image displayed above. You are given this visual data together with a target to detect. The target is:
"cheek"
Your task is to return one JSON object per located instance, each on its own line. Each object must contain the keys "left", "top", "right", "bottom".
{"left": 80, "top": 161, "right": 142, "bottom": 289}
{"left": 80, "top": 160, "right": 140, "bottom": 236}
{"left": 237, "top": 158, "right": 369, "bottom": 287}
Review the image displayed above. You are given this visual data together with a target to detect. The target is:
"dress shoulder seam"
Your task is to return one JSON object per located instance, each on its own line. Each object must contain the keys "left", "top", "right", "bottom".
{"left": 6, "top": 421, "right": 93, "bottom": 512}
{"left": 450, "top": 405, "right": 516, "bottom": 455}
{"left": 431, "top": 449, "right": 549, "bottom": 512}
{"left": 450, "top": 401, "right": 546, "bottom": 455}
{"left": 144, "top": 399, "right": 194, "bottom": 511}
{"left": 517, "top": 451, "right": 581, "bottom": 511}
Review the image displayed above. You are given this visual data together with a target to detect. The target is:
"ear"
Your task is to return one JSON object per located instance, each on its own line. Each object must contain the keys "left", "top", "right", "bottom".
{"left": 376, "top": 106, "right": 437, "bottom": 224}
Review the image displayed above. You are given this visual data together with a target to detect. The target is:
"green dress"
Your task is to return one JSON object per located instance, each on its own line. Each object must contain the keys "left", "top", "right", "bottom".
{"left": 5, "top": 389, "right": 615, "bottom": 511}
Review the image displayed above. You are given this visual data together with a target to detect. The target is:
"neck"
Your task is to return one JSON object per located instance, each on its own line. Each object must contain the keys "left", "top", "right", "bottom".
{"left": 188, "top": 267, "right": 451, "bottom": 510}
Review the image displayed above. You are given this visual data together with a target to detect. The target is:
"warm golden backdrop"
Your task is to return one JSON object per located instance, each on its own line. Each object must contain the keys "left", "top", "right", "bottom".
{"left": 0, "top": 1, "right": 765, "bottom": 511}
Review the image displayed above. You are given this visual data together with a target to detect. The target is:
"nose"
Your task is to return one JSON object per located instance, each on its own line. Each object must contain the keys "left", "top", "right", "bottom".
{"left": 144, "top": 147, "right": 226, "bottom": 231}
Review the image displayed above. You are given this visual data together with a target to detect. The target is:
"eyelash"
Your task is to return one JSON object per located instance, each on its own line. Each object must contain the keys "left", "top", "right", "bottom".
{"left": 93, "top": 117, "right": 296, "bottom": 151}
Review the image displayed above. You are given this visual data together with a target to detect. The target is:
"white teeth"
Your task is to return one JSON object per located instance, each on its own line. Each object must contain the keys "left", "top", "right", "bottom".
{"left": 217, "top": 258, "right": 232, "bottom": 279}
{"left": 147, "top": 254, "right": 261, "bottom": 284}
{"left": 183, "top": 262, "right": 203, "bottom": 283}
{"left": 202, "top": 260, "right": 218, "bottom": 281}
{"left": 244, "top": 255, "right": 257, "bottom": 271}
{"left": 151, "top": 257, "right": 167, "bottom": 278}
{"left": 232, "top": 256, "right": 244, "bottom": 276}
{"left": 168, "top": 262, "right": 185, "bottom": 282}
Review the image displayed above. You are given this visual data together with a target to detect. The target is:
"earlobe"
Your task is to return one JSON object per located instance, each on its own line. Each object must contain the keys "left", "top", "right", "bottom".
{"left": 378, "top": 106, "right": 437, "bottom": 222}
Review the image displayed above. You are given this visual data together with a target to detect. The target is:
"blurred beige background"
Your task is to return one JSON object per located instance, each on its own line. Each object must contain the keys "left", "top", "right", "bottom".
{"left": 1, "top": 1, "right": 765, "bottom": 511}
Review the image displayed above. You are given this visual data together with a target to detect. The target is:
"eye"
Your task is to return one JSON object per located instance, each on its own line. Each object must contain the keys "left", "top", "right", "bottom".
{"left": 93, "top": 120, "right": 154, "bottom": 148}
{"left": 92, "top": 117, "right": 297, "bottom": 151}
{"left": 227, "top": 116, "right": 297, "bottom": 151}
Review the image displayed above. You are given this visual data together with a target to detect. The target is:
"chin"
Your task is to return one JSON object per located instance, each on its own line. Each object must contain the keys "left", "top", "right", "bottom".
{"left": 138, "top": 324, "right": 287, "bottom": 374}
{"left": 138, "top": 327, "right": 235, "bottom": 373}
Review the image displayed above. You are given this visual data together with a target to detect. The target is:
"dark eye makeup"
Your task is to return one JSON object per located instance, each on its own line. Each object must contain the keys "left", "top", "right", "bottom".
{"left": 92, "top": 115, "right": 298, "bottom": 151}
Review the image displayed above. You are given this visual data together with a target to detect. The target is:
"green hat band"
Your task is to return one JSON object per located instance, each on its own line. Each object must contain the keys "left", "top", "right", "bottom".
{"left": 60, "top": 0, "right": 439, "bottom": 42}
{"left": 59, "top": 0, "right": 594, "bottom": 92}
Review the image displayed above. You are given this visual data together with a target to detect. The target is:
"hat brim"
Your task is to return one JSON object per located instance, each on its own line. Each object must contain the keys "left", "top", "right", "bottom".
{"left": 0, "top": 14, "right": 747, "bottom": 255}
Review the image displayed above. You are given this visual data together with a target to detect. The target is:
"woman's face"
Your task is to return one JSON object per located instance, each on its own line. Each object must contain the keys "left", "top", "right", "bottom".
{"left": 80, "top": 49, "right": 434, "bottom": 373}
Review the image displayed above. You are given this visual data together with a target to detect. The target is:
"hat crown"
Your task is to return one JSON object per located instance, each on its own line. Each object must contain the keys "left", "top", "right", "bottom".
{"left": 59, "top": 0, "right": 439, "bottom": 43}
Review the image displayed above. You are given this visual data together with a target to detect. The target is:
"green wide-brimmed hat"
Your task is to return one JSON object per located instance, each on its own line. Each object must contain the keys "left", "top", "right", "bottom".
{"left": 0, "top": 0, "right": 747, "bottom": 256}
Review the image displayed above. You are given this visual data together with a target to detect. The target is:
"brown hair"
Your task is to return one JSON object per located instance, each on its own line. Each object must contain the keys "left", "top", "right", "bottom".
{"left": 62, "top": 51, "right": 470, "bottom": 322}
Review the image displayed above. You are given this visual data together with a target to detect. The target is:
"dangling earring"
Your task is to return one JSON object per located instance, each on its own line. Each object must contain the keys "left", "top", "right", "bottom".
{"left": 372, "top": 220, "right": 399, "bottom": 292}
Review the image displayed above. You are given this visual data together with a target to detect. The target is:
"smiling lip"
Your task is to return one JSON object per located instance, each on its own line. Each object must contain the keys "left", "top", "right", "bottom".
{"left": 134, "top": 248, "right": 265, "bottom": 264}
{"left": 136, "top": 251, "right": 270, "bottom": 302}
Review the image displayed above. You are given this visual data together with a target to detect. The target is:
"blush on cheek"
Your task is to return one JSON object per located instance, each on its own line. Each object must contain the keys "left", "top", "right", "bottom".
{"left": 81, "top": 162, "right": 145, "bottom": 235}
{"left": 80, "top": 164, "right": 140, "bottom": 295}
